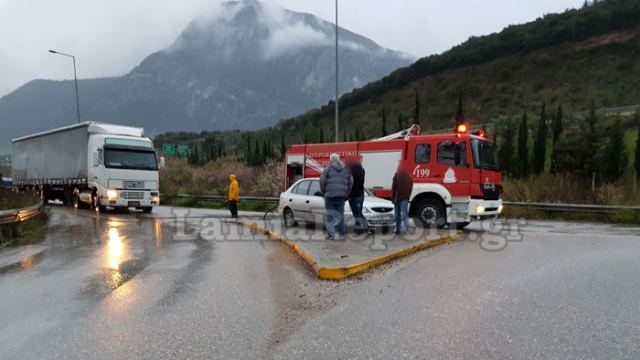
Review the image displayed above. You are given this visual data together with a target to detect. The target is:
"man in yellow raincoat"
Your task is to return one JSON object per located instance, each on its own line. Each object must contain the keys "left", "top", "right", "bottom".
{"left": 228, "top": 174, "right": 239, "bottom": 218}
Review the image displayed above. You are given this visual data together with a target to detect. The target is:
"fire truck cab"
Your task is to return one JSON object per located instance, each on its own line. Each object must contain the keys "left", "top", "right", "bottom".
{"left": 283, "top": 124, "right": 503, "bottom": 228}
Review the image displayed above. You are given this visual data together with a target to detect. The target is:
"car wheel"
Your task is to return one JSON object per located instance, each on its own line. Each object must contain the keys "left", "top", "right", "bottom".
{"left": 412, "top": 198, "right": 446, "bottom": 229}
{"left": 141, "top": 207, "right": 153, "bottom": 214}
{"left": 452, "top": 221, "right": 470, "bottom": 230}
{"left": 283, "top": 208, "right": 297, "bottom": 227}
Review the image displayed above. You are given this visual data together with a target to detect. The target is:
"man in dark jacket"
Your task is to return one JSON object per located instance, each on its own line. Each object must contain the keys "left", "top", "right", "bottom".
{"left": 391, "top": 164, "right": 413, "bottom": 235}
{"left": 320, "top": 154, "right": 353, "bottom": 240}
{"left": 347, "top": 158, "right": 366, "bottom": 234}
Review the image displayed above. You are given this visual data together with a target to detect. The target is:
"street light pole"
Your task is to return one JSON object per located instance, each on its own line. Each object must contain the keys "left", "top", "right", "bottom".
{"left": 49, "top": 49, "right": 81, "bottom": 123}
{"left": 334, "top": 0, "right": 339, "bottom": 143}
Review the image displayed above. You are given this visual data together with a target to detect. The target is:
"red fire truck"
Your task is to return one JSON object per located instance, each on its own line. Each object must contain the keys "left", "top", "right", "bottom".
{"left": 283, "top": 123, "right": 503, "bottom": 228}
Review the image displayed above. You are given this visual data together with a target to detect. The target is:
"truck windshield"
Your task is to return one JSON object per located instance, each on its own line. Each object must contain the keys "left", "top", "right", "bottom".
{"left": 471, "top": 139, "right": 500, "bottom": 171}
{"left": 104, "top": 149, "right": 158, "bottom": 171}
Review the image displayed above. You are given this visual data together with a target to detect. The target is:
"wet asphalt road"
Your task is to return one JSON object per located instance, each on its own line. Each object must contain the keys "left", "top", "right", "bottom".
{"left": 1, "top": 205, "right": 640, "bottom": 360}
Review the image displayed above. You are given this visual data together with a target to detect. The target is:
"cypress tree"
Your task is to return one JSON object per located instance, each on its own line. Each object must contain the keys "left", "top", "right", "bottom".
{"left": 262, "top": 140, "right": 269, "bottom": 161}
{"left": 319, "top": 128, "right": 325, "bottom": 143}
{"left": 517, "top": 112, "right": 529, "bottom": 178}
{"left": 455, "top": 91, "right": 464, "bottom": 122}
{"left": 253, "top": 138, "right": 261, "bottom": 165}
{"left": 604, "top": 117, "right": 626, "bottom": 181}
{"left": 584, "top": 100, "right": 600, "bottom": 177}
{"left": 492, "top": 124, "right": 498, "bottom": 145}
{"left": 355, "top": 127, "right": 361, "bottom": 141}
{"left": 532, "top": 103, "right": 548, "bottom": 175}
{"left": 382, "top": 107, "right": 388, "bottom": 136}
{"left": 246, "top": 137, "right": 252, "bottom": 165}
{"left": 635, "top": 111, "right": 640, "bottom": 181}
{"left": 552, "top": 105, "right": 564, "bottom": 143}
{"left": 413, "top": 87, "right": 421, "bottom": 125}
{"left": 498, "top": 121, "right": 516, "bottom": 175}
{"left": 280, "top": 135, "right": 286, "bottom": 159}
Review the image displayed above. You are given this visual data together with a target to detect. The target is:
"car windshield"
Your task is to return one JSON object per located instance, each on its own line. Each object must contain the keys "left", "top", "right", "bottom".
{"left": 471, "top": 139, "right": 500, "bottom": 171}
{"left": 104, "top": 148, "right": 158, "bottom": 170}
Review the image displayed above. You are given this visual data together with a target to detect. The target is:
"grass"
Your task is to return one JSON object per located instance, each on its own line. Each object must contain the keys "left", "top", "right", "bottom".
{"left": 0, "top": 190, "right": 40, "bottom": 211}
{"left": 503, "top": 206, "right": 640, "bottom": 225}
{"left": 161, "top": 196, "right": 276, "bottom": 213}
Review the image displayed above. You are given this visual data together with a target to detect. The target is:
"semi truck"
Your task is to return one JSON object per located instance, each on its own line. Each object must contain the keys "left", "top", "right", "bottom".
{"left": 283, "top": 123, "right": 503, "bottom": 228}
{"left": 12, "top": 122, "right": 164, "bottom": 213}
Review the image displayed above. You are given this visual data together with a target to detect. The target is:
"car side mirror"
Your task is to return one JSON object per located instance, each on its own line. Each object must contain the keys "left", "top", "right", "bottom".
{"left": 314, "top": 191, "right": 322, "bottom": 197}
{"left": 159, "top": 156, "right": 166, "bottom": 169}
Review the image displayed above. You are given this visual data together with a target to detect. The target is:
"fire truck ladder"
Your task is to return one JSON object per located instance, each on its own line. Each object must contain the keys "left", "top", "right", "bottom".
{"left": 371, "top": 124, "right": 421, "bottom": 141}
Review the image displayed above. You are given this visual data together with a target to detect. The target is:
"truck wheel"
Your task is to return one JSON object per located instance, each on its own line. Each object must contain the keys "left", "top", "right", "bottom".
{"left": 141, "top": 207, "right": 153, "bottom": 214}
{"left": 412, "top": 198, "right": 446, "bottom": 229}
{"left": 283, "top": 208, "right": 297, "bottom": 227}
{"left": 73, "top": 193, "right": 81, "bottom": 208}
{"left": 92, "top": 194, "right": 105, "bottom": 212}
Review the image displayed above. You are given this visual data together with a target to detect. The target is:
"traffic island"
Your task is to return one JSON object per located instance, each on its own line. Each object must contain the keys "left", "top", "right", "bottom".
{"left": 234, "top": 219, "right": 462, "bottom": 280}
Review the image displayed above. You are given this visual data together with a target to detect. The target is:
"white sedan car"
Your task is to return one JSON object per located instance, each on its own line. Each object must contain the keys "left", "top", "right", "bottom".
{"left": 278, "top": 178, "right": 395, "bottom": 228}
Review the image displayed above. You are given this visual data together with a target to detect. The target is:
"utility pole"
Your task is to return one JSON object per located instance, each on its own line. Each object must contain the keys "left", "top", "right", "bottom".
{"left": 334, "top": 0, "right": 339, "bottom": 143}
{"left": 49, "top": 50, "right": 81, "bottom": 123}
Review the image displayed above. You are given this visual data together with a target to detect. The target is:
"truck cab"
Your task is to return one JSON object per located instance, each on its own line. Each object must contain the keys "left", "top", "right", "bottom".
{"left": 86, "top": 131, "right": 162, "bottom": 212}
{"left": 404, "top": 129, "right": 502, "bottom": 228}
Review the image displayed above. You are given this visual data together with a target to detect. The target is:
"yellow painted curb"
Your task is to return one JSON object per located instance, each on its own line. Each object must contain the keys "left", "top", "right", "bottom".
{"left": 235, "top": 219, "right": 461, "bottom": 281}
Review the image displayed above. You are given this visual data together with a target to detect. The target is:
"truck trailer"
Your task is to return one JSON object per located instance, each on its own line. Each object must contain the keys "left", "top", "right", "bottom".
{"left": 12, "top": 122, "right": 164, "bottom": 213}
{"left": 283, "top": 124, "right": 503, "bottom": 228}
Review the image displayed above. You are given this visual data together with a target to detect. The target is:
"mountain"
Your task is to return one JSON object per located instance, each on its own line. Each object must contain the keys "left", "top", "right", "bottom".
{"left": 0, "top": 0, "right": 411, "bottom": 152}
{"left": 267, "top": 0, "right": 640, "bottom": 141}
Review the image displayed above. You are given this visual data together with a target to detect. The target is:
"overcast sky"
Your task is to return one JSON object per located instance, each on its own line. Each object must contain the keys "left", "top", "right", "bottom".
{"left": 0, "top": 0, "right": 583, "bottom": 97}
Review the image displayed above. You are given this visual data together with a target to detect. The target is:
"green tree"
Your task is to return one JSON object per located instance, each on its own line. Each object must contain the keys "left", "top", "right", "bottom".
{"left": 280, "top": 135, "right": 286, "bottom": 159}
{"left": 413, "top": 87, "right": 421, "bottom": 125}
{"left": 604, "top": 117, "right": 626, "bottom": 181}
{"left": 498, "top": 120, "right": 516, "bottom": 175}
{"left": 381, "top": 107, "right": 388, "bottom": 136}
{"left": 517, "top": 112, "right": 529, "bottom": 178}
{"left": 552, "top": 105, "right": 564, "bottom": 143}
{"left": 583, "top": 100, "right": 601, "bottom": 177}
{"left": 355, "top": 127, "right": 362, "bottom": 141}
{"left": 319, "top": 128, "right": 325, "bottom": 143}
{"left": 245, "top": 136, "right": 252, "bottom": 165}
{"left": 455, "top": 91, "right": 464, "bottom": 122}
{"left": 635, "top": 111, "right": 640, "bottom": 181}
{"left": 532, "top": 103, "right": 548, "bottom": 175}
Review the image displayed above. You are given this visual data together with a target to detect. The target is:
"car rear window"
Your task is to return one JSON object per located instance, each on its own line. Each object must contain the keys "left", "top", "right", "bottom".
{"left": 294, "top": 181, "right": 311, "bottom": 195}
{"left": 308, "top": 181, "right": 321, "bottom": 196}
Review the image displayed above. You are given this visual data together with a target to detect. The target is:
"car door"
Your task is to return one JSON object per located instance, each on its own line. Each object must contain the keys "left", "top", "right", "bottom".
{"left": 290, "top": 180, "right": 312, "bottom": 221}
{"left": 306, "top": 180, "right": 325, "bottom": 224}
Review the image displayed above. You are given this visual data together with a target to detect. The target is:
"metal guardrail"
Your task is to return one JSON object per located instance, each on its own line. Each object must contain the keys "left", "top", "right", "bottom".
{"left": 502, "top": 201, "right": 640, "bottom": 214}
{"left": 163, "top": 194, "right": 639, "bottom": 215}
{"left": 0, "top": 201, "right": 45, "bottom": 225}
{"left": 162, "top": 194, "right": 279, "bottom": 202}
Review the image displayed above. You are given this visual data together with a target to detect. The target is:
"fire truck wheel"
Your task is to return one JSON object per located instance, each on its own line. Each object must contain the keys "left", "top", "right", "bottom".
{"left": 413, "top": 198, "right": 446, "bottom": 229}
{"left": 283, "top": 208, "right": 298, "bottom": 227}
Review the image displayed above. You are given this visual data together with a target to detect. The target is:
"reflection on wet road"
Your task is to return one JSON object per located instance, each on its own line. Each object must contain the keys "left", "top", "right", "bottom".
{"left": 1, "top": 205, "right": 639, "bottom": 359}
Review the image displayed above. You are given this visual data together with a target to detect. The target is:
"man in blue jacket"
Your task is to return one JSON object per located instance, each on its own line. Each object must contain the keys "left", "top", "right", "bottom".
{"left": 320, "top": 153, "right": 353, "bottom": 240}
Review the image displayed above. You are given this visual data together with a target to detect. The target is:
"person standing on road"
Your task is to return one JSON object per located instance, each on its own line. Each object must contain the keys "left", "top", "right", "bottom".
{"left": 320, "top": 154, "right": 353, "bottom": 240}
{"left": 228, "top": 174, "right": 240, "bottom": 218}
{"left": 391, "top": 164, "right": 413, "bottom": 235}
{"left": 347, "top": 158, "right": 366, "bottom": 234}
